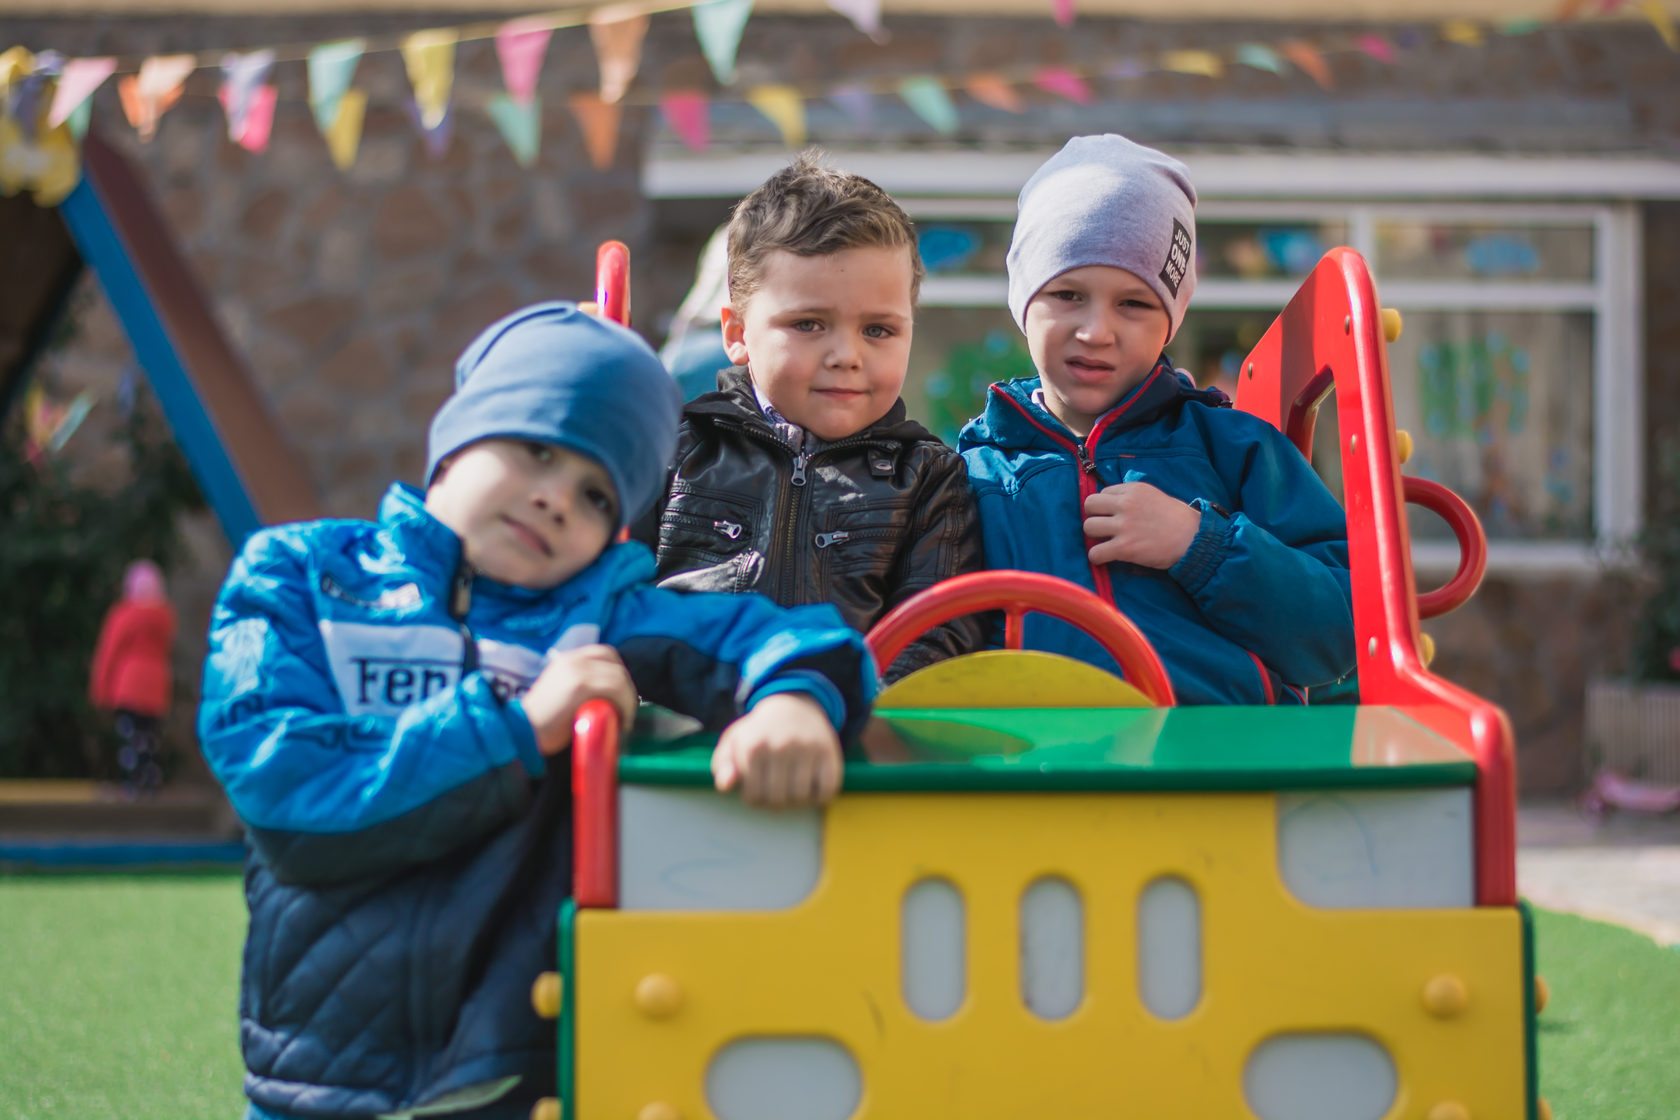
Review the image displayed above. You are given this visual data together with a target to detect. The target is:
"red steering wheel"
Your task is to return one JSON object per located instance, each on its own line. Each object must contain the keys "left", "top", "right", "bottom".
{"left": 1405, "top": 477, "right": 1487, "bottom": 618}
{"left": 866, "top": 570, "right": 1177, "bottom": 706}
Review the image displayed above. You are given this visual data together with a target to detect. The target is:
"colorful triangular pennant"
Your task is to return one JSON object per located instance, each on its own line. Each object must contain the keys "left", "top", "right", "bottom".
{"left": 1161, "top": 50, "right": 1223, "bottom": 79}
{"left": 694, "top": 0, "right": 754, "bottom": 86}
{"left": 496, "top": 18, "right": 553, "bottom": 105}
{"left": 898, "top": 76, "right": 958, "bottom": 135}
{"left": 217, "top": 81, "right": 277, "bottom": 152}
{"left": 828, "top": 83, "right": 875, "bottom": 127}
{"left": 965, "top": 73, "right": 1023, "bottom": 113}
{"left": 308, "top": 38, "right": 365, "bottom": 135}
{"left": 1035, "top": 67, "right": 1093, "bottom": 103}
{"left": 48, "top": 56, "right": 114, "bottom": 129}
{"left": 660, "top": 90, "right": 711, "bottom": 151}
{"left": 401, "top": 30, "right": 455, "bottom": 131}
{"left": 325, "top": 88, "right": 367, "bottom": 171}
{"left": 827, "top": 0, "right": 885, "bottom": 42}
{"left": 747, "top": 84, "right": 806, "bottom": 147}
{"left": 118, "top": 54, "right": 195, "bottom": 142}
{"left": 590, "top": 7, "right": 650, "bottom": 104}
{"left": 220, "top": 49, "right": 274, "bottom": 141}
{"left": 568, "top": 91, "right": 623, "bottom": 169}
{"left": 489, "top": 93, "right": 541, "bottom": 167}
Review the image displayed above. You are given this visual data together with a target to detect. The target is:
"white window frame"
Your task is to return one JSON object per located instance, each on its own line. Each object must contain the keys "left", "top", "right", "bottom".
{"left": 647, "top": 150, "right": 1679, "bottom": 574}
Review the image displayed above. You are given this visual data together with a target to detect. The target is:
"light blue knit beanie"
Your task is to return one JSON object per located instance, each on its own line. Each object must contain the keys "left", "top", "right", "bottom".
{"left": 426, "top": 302, "right": 681, "bottom": 527}
{"left": 1006, "top": 134, "right": 1198, "bottom": 342}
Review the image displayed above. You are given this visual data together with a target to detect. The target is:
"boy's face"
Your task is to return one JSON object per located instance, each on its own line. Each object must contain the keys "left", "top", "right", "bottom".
{"left": 721, "top": 245, "right": 914, "bottom": 441}
{"left": 1023, "top": 265, "right": 1171, "bottom": 438}
{"left": 425, "top": 439, "right": 617, "bottom": 589}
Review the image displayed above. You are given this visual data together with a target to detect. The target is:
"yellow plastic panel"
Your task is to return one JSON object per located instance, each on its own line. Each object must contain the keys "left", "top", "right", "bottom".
{"left": 874, "top": 649, "right": 1152, "bottom": 710}
{"left": 574, "top": 792, "right": 1526, "bottom": 1119}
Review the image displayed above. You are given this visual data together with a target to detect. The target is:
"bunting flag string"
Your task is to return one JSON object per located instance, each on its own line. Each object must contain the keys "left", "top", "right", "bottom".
{"left": 2, "top": 0, "right": 1675, "bottom": 190}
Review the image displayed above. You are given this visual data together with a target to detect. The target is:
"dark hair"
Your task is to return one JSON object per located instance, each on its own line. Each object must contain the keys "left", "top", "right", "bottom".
{"left": 727, "top": 149, "right": 924, "bottom": 308}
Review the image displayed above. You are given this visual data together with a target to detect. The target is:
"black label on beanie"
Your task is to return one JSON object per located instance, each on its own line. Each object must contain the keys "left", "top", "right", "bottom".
{"left": 1159, "top": 218, "right": 1192, "bottom": 298}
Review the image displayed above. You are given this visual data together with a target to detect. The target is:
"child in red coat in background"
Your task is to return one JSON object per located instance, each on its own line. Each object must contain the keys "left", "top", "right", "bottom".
{"left": 89, "top": 560, "right": 177, "bottom": 795}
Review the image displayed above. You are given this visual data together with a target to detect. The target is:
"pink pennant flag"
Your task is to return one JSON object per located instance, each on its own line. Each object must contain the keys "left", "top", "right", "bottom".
{"left": 1355, "top": 33, "right": 1396, "bottom": 64}
{"left": 1051, "top": 0, "right": 1075, "bottom": 27}
{"left": 48, "top": 56, "right": 115, "bottom": 129}
{"left": 660, "top": 90, "right": 710, "bottom": 152}
{"left": 1034, "top": 67, "right": 1092, "bottom": 105}
{"left": 216, "top": 82, "right": 276, "bottom": 152}
{"left": 496, "top": 18, "right": 553, "bottom": 105}
{"left": 964, "top": 73, "right": 1023, "bottom": 113}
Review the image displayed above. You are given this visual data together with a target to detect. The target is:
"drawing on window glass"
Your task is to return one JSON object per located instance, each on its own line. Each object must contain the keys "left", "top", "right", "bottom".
{"left": 917, "top": 225, "right": 983, "bottom": 274}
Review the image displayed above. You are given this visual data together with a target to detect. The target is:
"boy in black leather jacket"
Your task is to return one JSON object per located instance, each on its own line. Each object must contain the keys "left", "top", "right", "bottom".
{"left": 637, "top": 152, "right": 983, "bottom": 681}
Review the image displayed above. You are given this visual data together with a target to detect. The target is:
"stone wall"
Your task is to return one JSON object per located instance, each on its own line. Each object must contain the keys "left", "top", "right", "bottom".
{"left": 10, "top": 11, "right": 1678, "bottom": 789}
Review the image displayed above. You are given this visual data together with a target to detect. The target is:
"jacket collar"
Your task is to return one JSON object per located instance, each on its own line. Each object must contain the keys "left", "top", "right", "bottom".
{"left": 685, "top": 366, "right": 941, "bottom": 446}
{"left": 959, "top": 356, "right": 1227, "bottom": 453}
{"left": 374, "top": 483, "right": 655, "bottom": 619}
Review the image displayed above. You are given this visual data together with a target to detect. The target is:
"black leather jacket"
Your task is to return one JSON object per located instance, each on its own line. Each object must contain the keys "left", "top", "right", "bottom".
{"left": 636, "top": 368, "right": 984, "bottom": 681}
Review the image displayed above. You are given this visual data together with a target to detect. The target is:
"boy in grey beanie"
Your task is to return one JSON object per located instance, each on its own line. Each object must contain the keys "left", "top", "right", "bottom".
{"left": 198, "top": 301, "right": 878, "bottom": 1120}
{"left": 959, "top": 135, "right": 1355, "bottom": 704}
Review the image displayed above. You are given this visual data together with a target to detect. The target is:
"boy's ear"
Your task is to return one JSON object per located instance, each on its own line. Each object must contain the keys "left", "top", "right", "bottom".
{"left": 719, "top": 306, "right": 751, "bottom": 367}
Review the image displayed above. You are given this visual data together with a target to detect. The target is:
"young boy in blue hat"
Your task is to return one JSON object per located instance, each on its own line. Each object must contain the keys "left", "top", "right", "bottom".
{"left": 198, "top": 302, "right": 876, "bottom": 1120}
{"left": 959, "top": 134, "right": 1355, "bottom": 704}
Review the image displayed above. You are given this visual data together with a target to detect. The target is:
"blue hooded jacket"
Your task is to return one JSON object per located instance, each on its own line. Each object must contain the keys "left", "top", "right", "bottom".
{"left": 958, "top": 361, "right": 1355, "bottom": 705}
{"left": 200, "top": 484, "right": 875, "bottom": 1120}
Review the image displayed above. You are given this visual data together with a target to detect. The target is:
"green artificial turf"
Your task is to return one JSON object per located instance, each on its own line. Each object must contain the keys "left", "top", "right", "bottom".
{"left": 1532, "top": 908, "right": 1680, "bottom": 1120}
{"left": 0, "top": 874, "right": 247, "bottom": 1120}
{"left": 0, "top": 876, "right": 1674, "bottom": 1119}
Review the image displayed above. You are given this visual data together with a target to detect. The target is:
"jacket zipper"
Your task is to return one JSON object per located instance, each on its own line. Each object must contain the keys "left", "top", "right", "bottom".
{"left": 732, "top": 421, "right": 886, "bottom": 605}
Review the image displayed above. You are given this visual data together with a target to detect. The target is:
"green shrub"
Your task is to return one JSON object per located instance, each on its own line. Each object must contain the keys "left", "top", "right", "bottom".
{"left": 0, "top": 397, "right": 202, "bottom": 777}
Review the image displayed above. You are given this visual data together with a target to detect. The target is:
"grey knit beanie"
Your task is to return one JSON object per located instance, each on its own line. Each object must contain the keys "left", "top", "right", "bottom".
{"left": 1006, "top": 134, "right": 1198, "bottom": 342}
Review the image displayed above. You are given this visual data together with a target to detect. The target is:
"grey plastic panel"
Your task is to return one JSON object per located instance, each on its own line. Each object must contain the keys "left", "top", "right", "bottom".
{"left": 619, "top": 786, "right": 821, "bottom": 911}
{"left": 1137, "top": 876, "right": 1202, "bottom": 1020}
{"left": 706, "top": 1037, "right": 862, "bottom": 1120}
{"left": 901, "top": 877, "right": 965, "bottom": 1021}
{"left": 1020, "top": 876, "right": 1084, "bottom": 1020}
{"left": 1244, "top": 1033, "right": 1398, "bottom": 1120}
{"left": 1277, "top": 788, "right": 1474, "bottom": 909}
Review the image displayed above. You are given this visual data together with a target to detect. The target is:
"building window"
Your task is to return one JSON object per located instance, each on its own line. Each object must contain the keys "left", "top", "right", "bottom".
{"left": 902, "top": 199, "right": 1639, "bottom": 570}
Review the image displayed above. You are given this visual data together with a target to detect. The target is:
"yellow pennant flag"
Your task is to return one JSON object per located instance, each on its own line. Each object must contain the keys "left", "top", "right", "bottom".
{"left": 1161, "top": 50, "right": 1223, "bottom": 79}
{"left": 568, "top": 91, "right": 623, "bottom": 170}
{"left": 402, "top": 29, "right": 456, "bottom": 130}
{"left": 326, "top": 88, "right": 368, "bottom": 170}
{"left": 1440, "top": 19, "right": 1485, "bottom": 45}
{"left": 1641, "top": 0, "right": 1678, "bottom": 49}
{"left": 746, "top": 84, "right": 806, "bottom": 148}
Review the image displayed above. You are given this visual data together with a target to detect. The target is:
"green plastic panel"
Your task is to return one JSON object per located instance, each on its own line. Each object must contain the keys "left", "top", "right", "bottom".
{"left": 618, "top": 705, "right": 1476, "bottom": 792}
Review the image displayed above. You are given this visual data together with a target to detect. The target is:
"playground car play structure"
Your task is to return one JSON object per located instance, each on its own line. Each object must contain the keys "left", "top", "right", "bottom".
{"left": 39, "top": 150, "right": 1542, "bottom": 1118}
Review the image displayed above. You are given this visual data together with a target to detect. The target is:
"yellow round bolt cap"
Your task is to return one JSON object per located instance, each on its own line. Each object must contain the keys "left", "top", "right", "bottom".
{"left": 1421, "top": 973, "right": 1468, "bottom": 1017}
{"left": 531, "top": 972, "right": 561, "bottom": 1020}
{"left": 635, "top": 973, "right": 685, "bottom": 1019}
{"left": 638, "top": 1103, "right": 681, "bottom": 1120}
{"left": 1535, "top": 974, "right": 1550, "bottom": 1013}
{"left": 1419, "top": 632, "right": 1436, "bottom": 667}
{"left": 530, "top": 1097, "right": 561, "bottom": 1120}
{"left": 1425, "top": 1102, "right": 1469, "bottom": 1120}
{"left": 1538, "top": 1098, "right": 1553, "bottom": 1120}
{"left": 1382, "top": 307, "right": 1403, "bottom": 343}
{"left": 1395, "top": 428, "right": 1414, "bottom": 465}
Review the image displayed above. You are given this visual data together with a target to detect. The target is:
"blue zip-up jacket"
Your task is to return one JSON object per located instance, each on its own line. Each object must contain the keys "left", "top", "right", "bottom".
{"left": 958, "top": 362, "right": 1355, "bottom": 705}
{"left": 199, "top": 484, "right": 875, "bottom": 1120}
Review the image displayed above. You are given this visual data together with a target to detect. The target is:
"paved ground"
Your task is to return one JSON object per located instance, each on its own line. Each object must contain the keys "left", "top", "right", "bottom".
{"left": 1518, "top": 800, "right": 1680, "bottom": 946}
